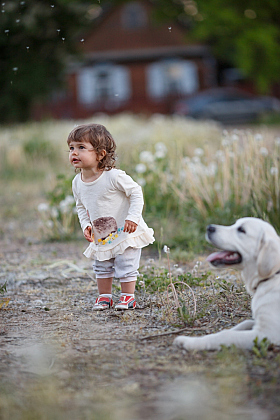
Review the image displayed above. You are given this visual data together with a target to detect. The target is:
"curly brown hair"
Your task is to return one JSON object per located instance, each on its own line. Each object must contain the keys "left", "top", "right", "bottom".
{"left": 67, "top": 123, "right": 116, "bottom": 171}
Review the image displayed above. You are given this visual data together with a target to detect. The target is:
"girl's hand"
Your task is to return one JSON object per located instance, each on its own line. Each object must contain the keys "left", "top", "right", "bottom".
{"left": 84, "top": 226, "right": 93, "bottom": 242}
{"left": 124, "top": 220, "right": 138, "bottom": 234}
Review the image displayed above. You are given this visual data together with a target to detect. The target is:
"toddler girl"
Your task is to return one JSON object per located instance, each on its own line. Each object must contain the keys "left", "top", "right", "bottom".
{"left": 68, "top": 123, "right": 154, "bottom": 310}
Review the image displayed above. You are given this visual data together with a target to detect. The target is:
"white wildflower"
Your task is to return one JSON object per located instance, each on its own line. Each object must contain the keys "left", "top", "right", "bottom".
{"left": 136, "top": 177, "right": 146, "bottom": 187}
{"left": 155, "top": 142, "right": 167, "bottom": 159}
{"left": 206, "top": 162, "right": 217, "bottom": 176}
{"left": 37, "top": 203, "right": 49, "bottom": 212}
{"left": 135, "top": 163, "right": 147, "bottom": 174}
{"left": 65, "top": 195, "right": 75, "bottom": 205}
{"left": 163, "top": 245, "right": 170, "bottom": 253}
{"left": 255, "top": 134, "right": 263, "bottom": 142}
{"left": 139, "top": 150, "right": 154, "bottom": 163}
{"left": 51, "top": 207, "right": 59, "bottom": 218}
{"left": 267, "top": 201, "right": 273, "bottom": 212}
{"left": 231, "top": 134, "right": 239, "bottom": 142}
{"left": 46, "top": 220, "right": 54, "bottom": 228}
{"left": 59, "top": 195, "right": 75, "bottom": 213}
{"left": 221, "top": 138, "right": 230, "bottom": 147}
{"left": 192, "top": 156, "right": 201, "bottom": 164}
{"left": 215, "top": 150, "right": 225, "bottom": 162}
{"left": 270, "top": 167, "right": 278, "bottom": 175}
{"left": 182, "top": 156, "right": 191, "bottom": 165}
{"left": 194, "top": 147, "right": 204, "bottom": 157}
{"left": 259, "top": 147, "right": 268, "bottom": 156}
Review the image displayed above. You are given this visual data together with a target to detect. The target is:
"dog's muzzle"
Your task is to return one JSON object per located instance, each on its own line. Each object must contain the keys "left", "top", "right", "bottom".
{"left": 206, "top": 224, "right": 242, "bottom": 266}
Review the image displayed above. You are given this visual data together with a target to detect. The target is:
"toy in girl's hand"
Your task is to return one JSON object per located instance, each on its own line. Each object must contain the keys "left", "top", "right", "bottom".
{"left": 86, "top": 210, "right": 94, "bottom": 241}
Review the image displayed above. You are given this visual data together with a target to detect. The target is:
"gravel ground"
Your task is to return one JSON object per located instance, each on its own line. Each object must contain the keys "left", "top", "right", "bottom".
{"left": 1, "top": 230, "right": 280, "bottom": 420}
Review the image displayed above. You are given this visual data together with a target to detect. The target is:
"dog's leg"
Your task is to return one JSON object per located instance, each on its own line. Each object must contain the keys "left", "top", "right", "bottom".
{"left": 173, "top": 328, "right": 264, "bottom": 351}
{"left": 230, "top": 320, "right": 255, "bottom": 331}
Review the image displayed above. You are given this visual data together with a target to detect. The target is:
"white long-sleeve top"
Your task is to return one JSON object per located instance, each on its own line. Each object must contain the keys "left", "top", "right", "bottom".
{"left": 72, "top": 168, "right": 154, "bottom": 261}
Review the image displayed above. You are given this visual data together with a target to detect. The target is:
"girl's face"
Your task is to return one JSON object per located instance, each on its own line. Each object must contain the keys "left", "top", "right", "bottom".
{"left": 68, "top": 140, "right": 104, "bottom": 171}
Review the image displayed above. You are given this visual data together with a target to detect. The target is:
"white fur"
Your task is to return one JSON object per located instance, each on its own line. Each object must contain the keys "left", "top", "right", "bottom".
{"left": 174, "top": 217, "right": 280, "bottom": 350}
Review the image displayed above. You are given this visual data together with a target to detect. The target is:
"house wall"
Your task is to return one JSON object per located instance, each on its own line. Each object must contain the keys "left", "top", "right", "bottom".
{"left": 32, "top": 0, "right": 216, "bottom": 120}
{"left": 81, "top": 1, "right": 192, "bottom": 53}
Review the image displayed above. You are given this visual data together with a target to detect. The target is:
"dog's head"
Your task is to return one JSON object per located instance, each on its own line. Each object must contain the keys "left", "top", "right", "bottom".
{"left": 206, "top": 217, "right": 280, "bottom": 293}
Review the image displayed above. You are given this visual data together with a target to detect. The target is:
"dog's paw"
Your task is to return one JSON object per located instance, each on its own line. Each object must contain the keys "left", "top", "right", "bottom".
{"left": 173, "top": 336, "right": 191, "bottom": 350}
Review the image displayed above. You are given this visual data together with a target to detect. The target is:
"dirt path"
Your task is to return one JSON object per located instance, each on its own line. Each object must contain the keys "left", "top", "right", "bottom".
{"left": 0, "top": 235, "right": 279, "bottom": 419}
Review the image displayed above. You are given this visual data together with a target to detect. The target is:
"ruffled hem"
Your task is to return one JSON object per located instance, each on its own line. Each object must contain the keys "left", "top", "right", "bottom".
{"left": 83, "top": 228, "right": 155, "bottom": 261}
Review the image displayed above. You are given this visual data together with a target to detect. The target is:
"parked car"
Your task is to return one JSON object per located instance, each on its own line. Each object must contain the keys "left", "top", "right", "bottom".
{"left": 173, "top": 88, "right": 280, "bottom": 124}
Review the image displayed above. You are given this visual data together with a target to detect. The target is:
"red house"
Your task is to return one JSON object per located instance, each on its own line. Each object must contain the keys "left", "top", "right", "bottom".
{"left": 36, "top": 0, "right": 217, "bottom": 119}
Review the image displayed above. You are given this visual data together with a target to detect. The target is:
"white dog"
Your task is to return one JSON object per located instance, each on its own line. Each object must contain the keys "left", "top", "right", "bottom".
{"left": 174, "top": 217, "right": 280, "bottom": 350}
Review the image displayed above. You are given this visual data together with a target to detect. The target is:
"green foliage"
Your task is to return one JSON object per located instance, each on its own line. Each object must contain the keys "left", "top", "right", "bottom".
{"left": 136, "top": 267, "right": 171, "bottom": 293}
{"left": 136, "top": 265, "right": 210, "bottom": 293}
{"left": 47, "top": 174, "right": 73, "bottom": 206}
{"left": 0, "top": 282, "right": 7, "bottom": 295}
{"left": 0, "top": 0, "right": 91, "bottom": 122}
{"left": 252, "top": 337, "right": 271, "bottom": 358}
{"left": 38, "top": 174, "right": 80, "bottom": 240}
{"left": 153, "top": 0, "right": 280, "bottom": 93}
{"left": 23, "top": 137, "right": 54, "bottom": 160}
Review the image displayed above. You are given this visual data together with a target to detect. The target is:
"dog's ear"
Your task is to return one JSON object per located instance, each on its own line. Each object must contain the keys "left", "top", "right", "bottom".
{"left": 257, "top": 232, "right": 280, "bottom": 279}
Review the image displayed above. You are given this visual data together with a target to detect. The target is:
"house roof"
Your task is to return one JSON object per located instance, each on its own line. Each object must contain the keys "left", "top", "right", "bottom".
{"left": 78, "top": 0, "right": 210, "bottom": 61}
{"left": 81, "top": 45, "right": 212, "bottom": 65}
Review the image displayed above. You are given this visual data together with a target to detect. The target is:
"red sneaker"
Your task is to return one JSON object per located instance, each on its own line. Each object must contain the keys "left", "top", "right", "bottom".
{"left": 115, "top": 295, "right": 136, "bottom": 310}
{"left": 93, "top": 296, "right": 113, "bottom": 311}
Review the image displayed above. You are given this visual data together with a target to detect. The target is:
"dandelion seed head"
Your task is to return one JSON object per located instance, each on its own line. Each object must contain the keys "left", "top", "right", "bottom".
{"left": 38, "top": 203, "right": 49, "bottom": 212}
{"left": 192, "top": 156, "right": 201, "bottom": 164}
{"left": 231, "top": 134, "right": 239, "bottom": 142}
{"left": 139, "top": 150, "right": 154, "bottom": 163}
{"left": 270, "top": 167, "right": 278, "bottom": 175}
{"left": 259, "top": 147, "right": 268, "bottom": 156}
{"left": 136, "top": 177, "right": 146, "bottom": 187}
{"left": 194, "top": 147, "right": 204, "bottom": 157}
{"left": 255, "top": 134, "right": 263, "bottom": 142}
{"left": 135, "top": 163, "right": 146, "bottom": 174}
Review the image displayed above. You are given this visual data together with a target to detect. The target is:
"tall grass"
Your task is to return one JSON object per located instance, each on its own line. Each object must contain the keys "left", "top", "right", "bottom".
{"left": 1, "top": 114, "right": 279, "bottom": 252}
{"left": 169, "top": 129, "right": 280, "bottom": 228}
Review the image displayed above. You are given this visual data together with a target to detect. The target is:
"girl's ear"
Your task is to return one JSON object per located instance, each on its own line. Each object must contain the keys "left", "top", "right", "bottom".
{"left": 98, "top": 149, "right": 107, "bottom": 161}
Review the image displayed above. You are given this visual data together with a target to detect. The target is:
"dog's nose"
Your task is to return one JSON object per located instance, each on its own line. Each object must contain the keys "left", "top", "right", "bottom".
{"left": 207, "top": 225, "right": 216, "bottom": 234}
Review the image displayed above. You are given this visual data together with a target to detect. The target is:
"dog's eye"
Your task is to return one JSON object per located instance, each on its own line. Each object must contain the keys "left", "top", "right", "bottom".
{"left": 237, "top": 226, "right": 246, "bottom": 234}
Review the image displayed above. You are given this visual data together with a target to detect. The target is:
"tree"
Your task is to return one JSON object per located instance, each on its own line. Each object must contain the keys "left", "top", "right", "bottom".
{"left": 0, "top": 0, "right": 92, "bottom": 122}
{"left": 152, "top": 0, "right": 280, "bottom": 93}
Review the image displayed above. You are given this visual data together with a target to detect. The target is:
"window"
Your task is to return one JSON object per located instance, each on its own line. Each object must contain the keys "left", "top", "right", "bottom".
{"left": 77, "top": 64, "right": 131, "bottom": 106}
{"left": 96, "top": 69, "right": 112, "bottom": 99}
{"left": 147, "top": 59, "right": 199, "bottom": 98}
{"left": 121, "top": 1, "right": 147, "bottom": 29}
